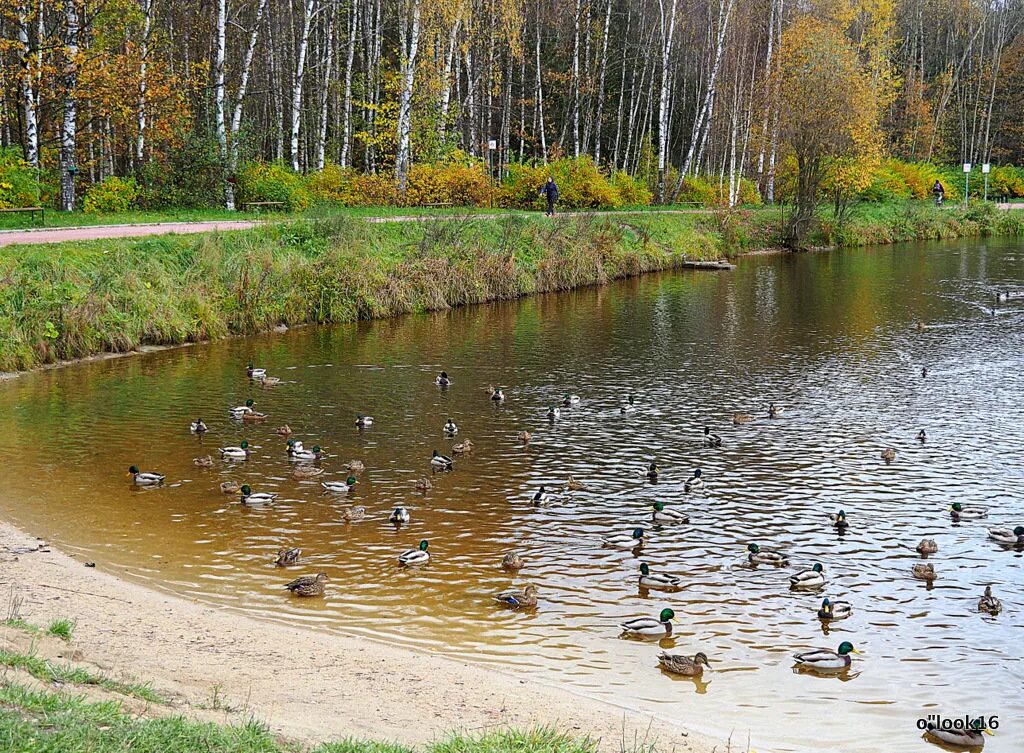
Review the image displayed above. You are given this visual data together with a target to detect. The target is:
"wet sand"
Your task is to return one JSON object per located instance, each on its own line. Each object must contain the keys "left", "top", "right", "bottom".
{"left": 0, "top": 521, "right": 720, "bottom": 752}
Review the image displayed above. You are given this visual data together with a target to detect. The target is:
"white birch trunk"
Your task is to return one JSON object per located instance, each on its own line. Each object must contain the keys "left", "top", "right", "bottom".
{"left": 230, "top": 0, "right": 270, "bottom": 170}
{"left": 395, "top": 0, "right": 422, "bottom": 193}
{"left": 656, "top": 0, "right": 678, "bottom": 202}
{"left": 136, "top": 0, "right": 153, "bottom": 165}
{"left": 570, "top": 0, "right": 582, "bottom": 156}
{"left": 340, "top": 0, "right": 358, "bottom": 167}
{"left": 214, "top": 0, "right": 233, "bottom": 209}
{"left": 680, "top": 0, "right": 734, "bottom": 178}
{"left": 755, "top": 0, "right": 777, "bottom": 182}
{"left": 16, "top": 3, "right": 38, "bottom": 168}
{"left": 60, "top": 0, "right": 79, "bottom": 212}
{"left": 534, "top": 14, "right": 547, "bottom": 163}
{"left": 316, "top": 7, "right": 336, "bottom": 171}
{"left": 592, "top": 0, "right": 612, "bottom": 164}
{"left": 438, "top": 13, "right": 462, "bottom": 141}
{"left": 291, "top": 0, "right": 317, "bottom": 172}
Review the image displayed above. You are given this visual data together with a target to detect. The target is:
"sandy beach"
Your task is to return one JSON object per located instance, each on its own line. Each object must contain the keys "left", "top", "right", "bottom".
{"left": 0, "top": 521, "right": 720, "bottom": 752}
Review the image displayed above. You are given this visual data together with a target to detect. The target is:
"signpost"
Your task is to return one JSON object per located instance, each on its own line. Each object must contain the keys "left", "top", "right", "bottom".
{"left": 963, "top": 163, "right": 971, "bottom": 207}
{"left": 982, "top": 163, "right": 991, "bottom": 202}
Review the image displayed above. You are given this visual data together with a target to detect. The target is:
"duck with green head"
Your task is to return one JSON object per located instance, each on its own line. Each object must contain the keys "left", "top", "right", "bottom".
{"left": 747, "top": 543, "right": 788, "bottom": 566}
{"left": 603, "top": 527, "right": 645, "bottom": 550}
{"left": 817, "top": 597, "right": 852, "bottom": 621}
{"left": 128, "top": 466, "right": 165, "bottom": 486}
{"left": 290, "top": 444, "right": 323, "bottom": 462}
{"left": 950, "top": 502, "right": 989, "bottom": 521}
{"left": 987, "top": 525, "right": 1024, "bottom": 545}
{"left": 219, "top": 440, "right": 250, "bottom": 460}
{"left": 651, "top": 502, "right": 689, "bottom": 525}
{"left": 230, "top": 399, "right": 255, "bottom": 418}
{"left": 246, "top": 363, "right": 266, "bottom": 380}
{"left": 790, "top": 563, "right": 825, "bottom": 589}
{"left": 619, "top": 393, "right": 636, "bottom": 414}
{"left": 399, "top": 539, "right": 430, "bottom": 566}
{"left": 793, "top": 641, "right": 858, "bottom": 672}
{"left": 638, "top": 562, "right": 683, "bottom": 591}
{"left": 321, "top": 476, "right": 357, "bottom": 494}
{"left": 684, "top": 468, "right": 703, "bottom": 492}
{"left": 830, "top": 510, "right": 849, "bottom": 532}
{"left": 619, "top": 607, "right": 676, "bottom": 637}
{"left": 239, "top": 484, "right": 278, "bottom": 505}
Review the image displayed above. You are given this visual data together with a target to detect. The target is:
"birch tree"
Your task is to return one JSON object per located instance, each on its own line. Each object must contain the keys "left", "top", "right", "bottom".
{"left": 291, "top": 0, "right": 317, "bottom": 171}
{"left": 395, "top": 0, "right": 422, "bottom": 192}
{"left": 59, "top": 0, "right": 80, "bottom": 211}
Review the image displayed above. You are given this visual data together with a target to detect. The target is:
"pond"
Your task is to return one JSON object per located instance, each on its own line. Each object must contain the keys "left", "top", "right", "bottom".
{"left": 1, "top": 237, "right": 1022, "bottom": 752}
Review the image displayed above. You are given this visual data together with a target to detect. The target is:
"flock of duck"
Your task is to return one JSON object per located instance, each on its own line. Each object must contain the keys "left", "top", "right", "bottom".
{"left": 124, "top": 363, "right": 1019, "bottom": 750}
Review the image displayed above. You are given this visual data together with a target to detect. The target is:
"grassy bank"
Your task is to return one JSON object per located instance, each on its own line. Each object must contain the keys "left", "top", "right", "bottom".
{"left": 0, "top": 212, "right": 719, "bottom": 372}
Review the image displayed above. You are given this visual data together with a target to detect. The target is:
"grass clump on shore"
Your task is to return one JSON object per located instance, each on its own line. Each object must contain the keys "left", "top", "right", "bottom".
{"left": 0, "top": 680, "right": 609, "bottom": 753}
{"left": 46, "top": 618, "right": 76, "bottom": 641}
{"left": 0, "top": 212, "right": 718, "bottom": 372}
{"left": 0, "top": 648, "right": 164, "bottom": 704}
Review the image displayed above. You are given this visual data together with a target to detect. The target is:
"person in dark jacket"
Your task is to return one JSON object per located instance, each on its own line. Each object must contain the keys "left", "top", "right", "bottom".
{"left": 540, "top": 177, "right": 559, "bottom": 216}
{"left": 932, "top": 180, "right": 945, "bottom": 206}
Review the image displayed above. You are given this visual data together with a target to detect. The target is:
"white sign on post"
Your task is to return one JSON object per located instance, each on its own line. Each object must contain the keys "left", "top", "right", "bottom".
{"left": 963, "top": 163, "right": 972, "bottom": 173}
{"left": 488, "top": 140, "right": 497, "bottom": 150}
{"left": 982, "top": 163, "right": 991, "bottom": 174}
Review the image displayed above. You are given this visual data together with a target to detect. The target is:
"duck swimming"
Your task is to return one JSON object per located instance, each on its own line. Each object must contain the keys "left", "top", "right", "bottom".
{"left": 817, "top": 597, "right": 852, "bottom": 621}
{"left": 603, "top": 527, "right": 645, "bottom": 550}
{"left": 916, "top": 538, "right": 938, "bottom": 554}
{"left": 619, "top": 394, "right": 636, "bottom": 414}
{"left": 436, "top": 371, "right": 452, "bottom": 387}
{"left": 651, "top": 502, "right": 689, "bottom": 525}
{"left": 246, "top": 363, "right": 266, "bottom": 380}
{"left": 452, "top": 439, "right": 474, "bottom": 455}
{"left": 444, "top": 418, "right": 459, "bottom": 435}
{"left": 767, "top": 403, "right": 782, "bottom": 418}
{"left": 284, "top": 572, "right": 327, "bottom": 597}
{"left": 239, "top": 484, "right": 277, "bottom": 505}
{"left": 399, "top": 540, "right": 430, "bottom": 566}
{"left": 912, "top": 563, "right": 937, "bottom": 582}
{"left": 342, "top": 506, "right": 365, "bottom": 522}
{"left": 684, "top": 468, "right": 704, "bottom": 492}
{"left": 638, "top": 562, "right": 682, "bottom": 591}
{"left": 917, "top": 429, "right": 926, "bottom": 442}
{"left": 229, "top": 399, "right": 256, "bottom": 418}
{"left": 290, "top": 445, "right": 323, "bottom": 462}
{"left": 431, "top": 450, "right": 453, "bottom": 471}
{"left": 389, "top": 507, "right": 411, "bottom": 524}
{"left": 190, "top": 419, "right": 208, "bottom": 433}
{"left": 923, "top": 718, "right": 993, "bottom": 748}
{"left": 881, "top": 448, "right": 896, "bottom": 463}
{"left": 501, "top": 552, "right": 525, "bottom": 571}
{"left": 490, "top": 387, "right": 506, "bottom": 402}
{"left": 193, "top": 455, "right": 215, "bottom": 468}
{"left": 830, "top": 510, "right": 849, "bottom": 532}
{"left": 646, "top": 461, "right": 660, "bottom": 481}
{"left": 546, "top": 405, "right": 560, "bottom": 419}
{"left": 790, "top": 563, "right": 825, "bottom": 589}
{"left": 747, "top": 543, "right": 789, "bottom": 566}
{"left": 128, "top": 466, "right": 164, "bottom": 486}
{"left": 531, "top": 486, "right": 551, "bottom": 506}
{"left": 494, "top": 583, "right": 539, "bottom": 609}
{"left": 702, "top": 426, "right": 722, "bottom": 447}
{"left": 950, "top": 502, "right": 989, "bottom": 521}
{"left": 218, "top": 441, "right": 250, "bottom": 460}
{"left": 619, "top": 607, "right": 675, "bottom": 637}
{"left": 987, "top": 525, "right": 1024, "bottom": 545}
{"left": 793, "top": 641, "right": 858, "bottom": 673}
{"left": 293, "top": 464, "right": 325, "bottom": 479}
{"left": 275, "top": 548, "right": 301, "bottom": 567}
{"left": 220, "top": 481, "right": 240, "bottom": 494}
{"left": 562, "top": 393, "right": 581, "bottom": 407}
{"left": 355, "top": 414, "right": 374, "bottom": 428}
{"left": 658, "top": 651, "right": 710, "bottom": 676}
{"left": 321, "top": 476, "right": 357, "bottom": 494}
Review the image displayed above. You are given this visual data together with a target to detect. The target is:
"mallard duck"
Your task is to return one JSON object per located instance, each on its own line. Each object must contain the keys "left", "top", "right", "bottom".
{"left": 346, "top": 460, "right": 366, "bottom": 473}
{"left": 436, "top": 371, "right": 452, "bottom": 387}
{"left": 490, "top": 387, "right": 506, "bottom": 402}
{"left": 239, "top": 484, "right": 277, "bottom": 505}
{"left": 452, "top": 439, "right": 474, "bottom": 455}
{"left": 916, "top": 538, "right": 938, "bottom": 554}
{"left": 881, "top": 448, "right": 896, "bottom": 463}
{"left": 355, "top": 414, "right": 374, "bottom": 427}
{"left": 219, "top": 440, "right": 250, "bottom": 460}
{"left": 193, "top": 455, "right": 215, "bottom": 468}
{"left": 443, "top": 418, "right": 459, "bottom": 435}
{"left": 702, "top": 426, "right": 722, "bottom": 447}
{"left": 917, "top": 429, "right": 926, "bottom": 442}
{"left": 638, "top": 562, "right": 682, "bottom": 591}
{"left": 619, "top": 607, "right": 675, "bottom": 637}
{"left": 619, "top": 393, "right": 636, "bottom": 414}
{"left": 767, "top": 402, "right": 782, "bottom": 418}
{"left": 494, "top": 583, "right": 538, "bottom": 609}
{"left": 501, "top": 552, "right": 525, "bottom": 570}
{"left": 923, "top": 719, "right": 993, "bottom": 748}
{"left": 987, "top": 525, "right": 1024, "bottom": 545}
{"left": 684, "top": 468, "right": 704, "bottom": 492}
{"left": 321, "top": 476, "right": 357, "bottom": 494}
{"left": 658, "top": 651, "right": 710, "bottom": 676}
{"left": 241, "top": 409, "right": 267, "bottom": 422}
{"left": 431, "top": 450, "right": 453, "bottom": 471}
{"left": 912, "top": 563, "right": 937, "bottom": 582}
{"left": 517, "top": 430, "right": 532, "bottom": 443}
{"left": 978, "top": 585, "right": 1002, "bottom": 615}
{"left": 259, "top": 376, "right": 281, "bottom": 387}
{"left": 290, "top": 445, "right": 323, "bottom": 462}
{"left": 220, "top": 481, "right": 240, "bottom": 494}
{"left": 285, "top": 438, "right": 304, "bottom": 456}
{"left": 292, "top": 464, "right": 325, "bottom": 479}
{"left": 546, "top": 405, "right": 560, "bottom": 419}
{"left": 285, "top": 572, "right": 327, "bottom": 597}
{"left": 790, "top": 563, "right": 826, "bottom": 589}
{"left": 747, "top": 543, "right": 789, "bottom": 566}
{"left": 566, "top": 475, "right": 586, "bottom": 491}
{"left": 651, "top": 502, "right": 689, "bottom": 525}
{"left": 399, "top": 539, "right": 430, "bottom": 566}
{"left": 275, "top": 425, "right": 293, "bottom": 436}
{"left": 275, "top": 547, "right": 300, "bottom": 567}
{"left": 950, "top": 502, "right": 989, "bottom": 521}
{"left": 793, "top": 641, "right": 858, "bottom": 672}
{"left": 342, "top": 506, "right": 366, "bottom": 522}
{"left": 646, "top": 461, "right": 660, "bottom": 481}
{"left": 190, "top": 419, "right": 208, "bottom": 433}
{"left": 246, "top": 363, "right": 266, "bottom": 380}
{"left": 531, "top": 486, "right": 551, "bottom": 506}
{"left": 562, "top": 393, "right": 581, "bottom": 407}
{"left": 817, "top": 597, "right": 852, "bottom": 620}
{"left": 732, "top": 412, "right": 752, "bottom": 424}
{"left": 128, "top": 466, "right": 164, "bottom": 486}
{"left": 830, "top": 510, "right": 849, "bottom": 532}
{"left": 415, "top": 476, "right": 433, "bottom": 492}
{"left": 603, "top": 527, "right": 645, "bottom": 550}
{"left": 389, "top": 507, "right": 411, "bottom": 524}
{"left": 229, "top": 399, "right": 255, "bottom": 418}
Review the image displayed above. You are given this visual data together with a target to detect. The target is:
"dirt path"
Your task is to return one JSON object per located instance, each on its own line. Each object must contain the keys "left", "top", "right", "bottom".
{"left": 0, "top": 522, "right": 720, "bottom": 752}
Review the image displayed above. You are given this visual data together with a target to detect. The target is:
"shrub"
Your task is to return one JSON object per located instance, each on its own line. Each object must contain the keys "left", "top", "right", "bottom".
{"left": 498, "top": 156, "right": 623, "bottom": 210}
{"left": 860, "top": 162, "right": 912, "bottom": 202}
{"left": 0, "top": 148, "right": 41, "bottom": 209}
{"left": 675, "top": 174, "right": 723, "bottom": 206}
{"left": 83, "top": 176, "right": 139, "bottom": 214}
{"left": 737, "top": 178, "right": 762, "bottom": 205}
{"left": 610, "top": 170, "right": 652, "bottom": 206}
{"left": 404, "top": 162, "right": 491, "bottom": 206}
{"left": 988, "top": 165, "right": 1024, "bottom": 198}
{"left": 138, "top": 132, "right": 223, "bottom": 209}
{"left": 237, "top": 161, "right": 312, "bottom": 211}
{"left": 886, "top": 160, "right": 950, "bottom": 200}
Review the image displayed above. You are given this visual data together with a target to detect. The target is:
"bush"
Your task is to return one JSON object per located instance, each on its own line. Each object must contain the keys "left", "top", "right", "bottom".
{"left": 138, "top": 132, "right": 223, "bottom": 209}
{"left": 860, "top": 162, "right": 913, "bottom": 202}
{"left": 988, "top": 165, "right": 1024, "bottom": 198}
{"left": 674, "top": 174, "right": 722, "bottom": 206}
{"left": 404, "top": 161, "right": 491, "bottom": 206}
{"left": 0, "top": 148, "right": 41, "bottom": 209}
{"left": 237, "top": 162, "right": 312, "bottom": 211}
{"left": 610, "top": 171, "right": 652, "bottom": 206}
{"left": 498, "top": 156, "right": 624, "bottom": 210}
{"left": 83, "top": 176, "right": 139, "bottom": 214}
{"left": 886, "top": 160, "right": 950, "bottom": 200}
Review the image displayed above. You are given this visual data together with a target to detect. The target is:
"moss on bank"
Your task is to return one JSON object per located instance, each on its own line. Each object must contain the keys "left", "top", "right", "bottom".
{"left": 0, "top": 213, "right": 719, "bottom": 372}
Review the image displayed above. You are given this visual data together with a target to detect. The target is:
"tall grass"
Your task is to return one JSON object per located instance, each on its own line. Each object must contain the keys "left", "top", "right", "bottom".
{"left": 0, "top": 214, "right": 718, "bottom": 372}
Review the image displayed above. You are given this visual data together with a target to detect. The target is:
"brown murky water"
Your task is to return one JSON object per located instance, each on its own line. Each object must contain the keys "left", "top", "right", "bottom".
{"left": 2, "top": 238, "right": 1023, "bottom": 752}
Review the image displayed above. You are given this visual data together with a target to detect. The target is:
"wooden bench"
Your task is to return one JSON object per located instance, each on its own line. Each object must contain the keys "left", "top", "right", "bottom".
{"left": 422, "top": 202, "right": 453, "bottom": 209}
{"left": 0, "top": 206, "right": 44, "bottom": 225}
{"left": 242, "top": 201, "right": 286, "bottom": 213}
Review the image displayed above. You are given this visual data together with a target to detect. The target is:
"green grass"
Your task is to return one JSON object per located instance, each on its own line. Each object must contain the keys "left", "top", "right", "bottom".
{"left": 0, "top": 680, "right": 613, "bottom": 753}
{"left": 45, "top": 619, "right": 75, "bottom": 642}
{"left": 0, "top": 648, "right": 165, "bottom": 704}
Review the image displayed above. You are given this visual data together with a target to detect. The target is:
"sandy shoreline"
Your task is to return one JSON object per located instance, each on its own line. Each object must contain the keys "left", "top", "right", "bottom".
{"left": 0, "top": 521, "right": 720, "bottom": 752}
